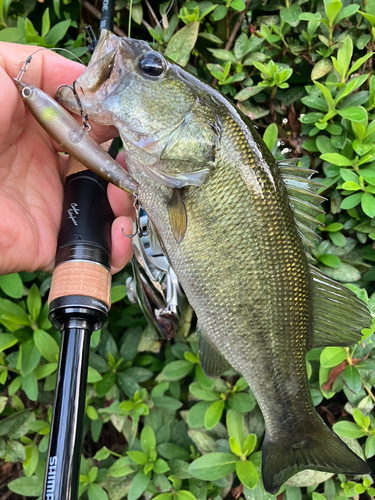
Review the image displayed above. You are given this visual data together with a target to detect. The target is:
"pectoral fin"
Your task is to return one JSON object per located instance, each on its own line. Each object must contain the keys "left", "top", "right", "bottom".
{"left": 161, "top": 113, "right": 220, "bottom": 164}
{"left": 167, "top": 189, "right": 187, "bottom": 244}
{"left": 198, "top": 323, "right": 231, "bottom": 378}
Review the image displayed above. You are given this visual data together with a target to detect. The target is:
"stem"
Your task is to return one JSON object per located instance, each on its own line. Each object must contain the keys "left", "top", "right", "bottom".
{"left": 128, "top": 0, "right": 132, "bottom": 37}
{"left": 224, "top": 0, "right": 252, "bottom": 52}
{"left": 364, "top": 384, "right": 375, "bottom": 403}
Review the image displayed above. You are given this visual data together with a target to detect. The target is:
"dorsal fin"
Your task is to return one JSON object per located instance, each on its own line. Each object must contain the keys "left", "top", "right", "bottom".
{"left": 278, "top": 159, "right": 326, "bottom": 259}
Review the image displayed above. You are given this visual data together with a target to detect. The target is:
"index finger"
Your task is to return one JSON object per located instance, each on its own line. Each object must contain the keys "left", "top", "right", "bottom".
{"left": 0, "top": 41, "right": 84, "bottom": 96}
{"left": 0, "top": 42, "right": 118, "bottom": 144}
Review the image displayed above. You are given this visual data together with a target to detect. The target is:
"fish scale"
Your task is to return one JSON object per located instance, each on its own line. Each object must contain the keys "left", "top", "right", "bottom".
{"left": 58, "top": 29, "right": 372, "bottom": 493}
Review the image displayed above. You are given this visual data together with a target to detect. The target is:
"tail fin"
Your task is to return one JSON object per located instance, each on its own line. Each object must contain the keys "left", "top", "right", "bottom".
{"left": 262, "top": 422, "right": 370, "bottom": 494}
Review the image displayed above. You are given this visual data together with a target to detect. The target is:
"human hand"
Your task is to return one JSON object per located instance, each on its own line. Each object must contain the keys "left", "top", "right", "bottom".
{"left": 0, "top": 42, "right": 133, "bottom": 275}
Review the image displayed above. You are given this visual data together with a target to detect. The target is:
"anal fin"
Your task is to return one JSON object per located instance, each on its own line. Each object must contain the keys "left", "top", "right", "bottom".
{"left": 198, "top": 323, "right": 231, "bottom": 378}
{"left": 310, "top": 265, "right": 372, "bottom": 348}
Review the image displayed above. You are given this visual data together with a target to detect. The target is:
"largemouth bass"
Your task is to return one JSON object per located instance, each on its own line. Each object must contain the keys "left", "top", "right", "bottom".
{"left": 59, "top": 30, "right": 372, "bottom": 493}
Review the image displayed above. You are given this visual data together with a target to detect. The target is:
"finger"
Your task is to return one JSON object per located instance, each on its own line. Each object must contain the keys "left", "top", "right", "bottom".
{"left": 0, "top": 42, "right": 84, "bottom": 96}
{"left": 107, "top": 182, "right": 134, "bottom": 218}
{"left": 0, "top": 42, "right": 117, "bottom": 147}
{"left": 111, "top": 216, "right": 134, "bottom": 274}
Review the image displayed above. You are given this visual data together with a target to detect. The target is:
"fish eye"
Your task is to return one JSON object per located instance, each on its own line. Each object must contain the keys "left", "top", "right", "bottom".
{"left": 137, "top": 52, "right": 165, "bottom": 78}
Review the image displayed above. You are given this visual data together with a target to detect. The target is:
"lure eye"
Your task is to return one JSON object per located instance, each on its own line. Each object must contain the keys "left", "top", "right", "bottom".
{"left": 22, "top": 87, "right": 32, "bottom": 98}
{"left": 137, "top": 52, "right": 165, "bottom": 78}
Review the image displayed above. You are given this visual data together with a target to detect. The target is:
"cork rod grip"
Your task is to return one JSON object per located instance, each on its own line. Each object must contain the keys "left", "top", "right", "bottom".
{"left": 48, "top": 261, "right": 111, "bottom": 309}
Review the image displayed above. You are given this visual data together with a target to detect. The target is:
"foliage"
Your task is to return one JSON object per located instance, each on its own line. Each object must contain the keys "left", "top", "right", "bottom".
{"left": 1, "top": 0, "right": 375, "bottom": 499}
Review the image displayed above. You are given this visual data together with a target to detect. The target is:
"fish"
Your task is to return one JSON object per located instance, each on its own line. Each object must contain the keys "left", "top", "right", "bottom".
{"left": 59, "top": 29, "right": 372, "bottom": 493}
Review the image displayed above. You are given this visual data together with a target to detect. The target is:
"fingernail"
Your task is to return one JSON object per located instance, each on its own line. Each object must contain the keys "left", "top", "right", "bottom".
{"left": 121, "top": 216, "right": 134, "bottom": 235}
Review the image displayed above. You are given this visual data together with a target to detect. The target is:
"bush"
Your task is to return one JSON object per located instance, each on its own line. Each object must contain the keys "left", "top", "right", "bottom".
{"left": 1, "top": 0, "right": 375, "bottom": 499}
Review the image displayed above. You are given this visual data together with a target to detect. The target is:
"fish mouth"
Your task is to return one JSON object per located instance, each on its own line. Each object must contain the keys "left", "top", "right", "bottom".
{"left": 57, "top": 30, "right": 148, "bottom": 119}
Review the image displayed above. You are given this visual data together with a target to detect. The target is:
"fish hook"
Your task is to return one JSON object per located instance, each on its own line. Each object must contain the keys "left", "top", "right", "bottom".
{"left": 56, "top": 81, "right": 91, "bottom": 132}
{"left": 121, "top": 194, "right": 147, "bottom": 238}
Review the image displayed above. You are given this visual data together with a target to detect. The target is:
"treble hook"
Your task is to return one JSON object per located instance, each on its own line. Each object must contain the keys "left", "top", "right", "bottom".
{"left": 121, "top": 194, "right": 147, "bottom": 239}
{"left": 56, "top": 81, "right": 91, "bottom": 132}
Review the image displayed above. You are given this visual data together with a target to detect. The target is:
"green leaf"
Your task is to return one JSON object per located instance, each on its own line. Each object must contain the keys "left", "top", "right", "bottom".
{"left": 154, "top": 494, "right": 173, "bottom": 500}
{"left": 88, "top": 483, "right": 109, "bottom": 500}
{"left": 154, "top": 458, "right": 170, "bottom": 474}
{"left": 230, "top": 0, "right": 246, "bottom": 11}
{"left": 365, "top": 434, "right": 375, "bottom": 458}
{"left": 352, "top": 408, "right": 366, "bottom": 428}
{"left": 87, "top": 367, "right": 102, "bottom": 383}
{"left": 41, "top": 7, "right": 50, "bottom": 38}
{"left": 311, "top": 59, "right": 333, "bottom": 80}
{"left": 340, "top": 169, "right": 359, "bottom": 183}
{"left": 165, "top": 22, "right": 199, "bottom": 67}
{"left": 8, "top": 476, "right": 43, "bottom": 497}
{"left": 0, "top": 28, "right": 22, "bottom": 42}
{"left": 0, "top": 273, "right": 23, "bottom": 299}
{"left": 128, "top": 470, "right": 151, "bottom": 500}
{"left": 111, "top": 285, "right": 127, "bottom": 304}
{"left": 340, "top": 192, "right": 363, "bottom": 209}
{"left": 234, "top": 86, "right": 263, "bottom": 101}
{"left": 227, "top": 392, "right": 256, "bottom": 413}
{"left": 320, "top": 346, "right": 347, "bottom": 368}
{"left": 320, "top": 153, "right": 353, "bottom": 166}
{"left": 141, "top": 425, "right": 156, "bottom": 456}
{"left": 44, "top": 19, "right": 70, "bottom": 46}
{"left": 189, "top": 382, "right": 219, "bottom": 401}
{"left": 280, "top": 4, "right": 302, "bottom": 27}
{"left": 229, "top": 436, "right": 242, "bottom": 456}
{"left": 341, "top": 181, "right": 361, "bottom": 191}
{"left": 208, "top": 49, "right": 237, "bottom": 63}
{"left": 329, "top": 232, "right": 346, "bottom": 247}
{"left": 344, "top": 365, "right": 361, "bottom": 393}
{"left": 336, "top": 36, "right": 353, "bottom": 79}
{"left": 320, "top": 262, "right": 361, "bottom": 281}
{"left": 0, "top": 298, "right": 31, "bottom": 330}
{"left": 34, "top": 329, "right": 59, "bottom": 362}
{"left": 107, "top": 457, "right": 133, "bottom": 477}
{"left": 27, "top": 284, "right": 41, "bottom": 322}
{"left": 319, "top": 254, "right": 341, "bottom": 268}
{"left": 263, "top": 123, "right": 278, "bottom": 151}
{"left": 176, "top": 492, "right": 197, "bottom": 500}
{"left": 333, "top": 421, "right": 367, "bottom": 439}
{"left": 236, "top": 460, "right": 258, "bottom": 489}
{"left": 127, "top": 450, "right": 148, "bottom": 465}
{"left": 361, "top": 192, "right": 375, "bottom": 217}
{"left": 325, "top": 222, "right": 344, "bottom": 232}
{"left": 204, "top": 400, "right": 225, "bottom": 430}
{"left": 153, "top": 396, "right": 183, "bottom": 410}
{"left": 242, "top": 434, "right": 257, "bottom": 456}
{"left": 234, "top": 33, "right": 250, "bottom": 60}
{"left": 226, "top": 409, "right": 245, "bottom": 446}
{"left": 188, "top": 453, "right": 237, "bottom": 481}
{"left": 22, "top": 339, "right": 41, "bottom": 375}
{"left": 0, "top": 333, "right": 18, "bottom": 352}
{"left": 21, "top": 372, "right": 38, "bottom": 401}
{"left": 360, "top": 169, "right": 375, "bottom": 185}
{"left": 212, "top": 5, "right": 228, "bottom": 20}
{"left": 23, "top": 444, "right": 39, "bottom": 478}
{"left": 94, "top": 446, "right": 110, "bottom": 461}
{"left": 338, "top": 106, "right": 368, "bottom": 124}
{"left": 157, "top": 360, "right": 194, "bottom": 381}
{"left": 157, "top": 443, "right": 190, "bottom": 460}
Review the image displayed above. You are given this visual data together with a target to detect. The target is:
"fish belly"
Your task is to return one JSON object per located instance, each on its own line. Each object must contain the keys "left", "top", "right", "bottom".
{"left": 139, "top": 121, "right": 317, "bottom": 439}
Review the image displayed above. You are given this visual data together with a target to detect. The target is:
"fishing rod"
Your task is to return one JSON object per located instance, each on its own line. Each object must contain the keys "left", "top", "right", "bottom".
{"left": 42, "top": 3, "right": 116, "bottom": 500}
